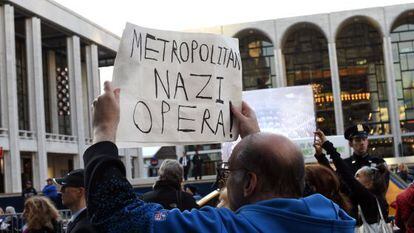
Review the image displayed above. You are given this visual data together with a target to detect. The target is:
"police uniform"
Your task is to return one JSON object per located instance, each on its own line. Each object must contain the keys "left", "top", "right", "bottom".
{"left": 343, "top": 124, "right": 386, "bottom": 175}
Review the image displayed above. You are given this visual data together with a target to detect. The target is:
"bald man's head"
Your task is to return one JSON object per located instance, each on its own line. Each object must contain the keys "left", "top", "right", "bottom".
{"left": 226, "top": 133, "right": 305, "bottom": 211}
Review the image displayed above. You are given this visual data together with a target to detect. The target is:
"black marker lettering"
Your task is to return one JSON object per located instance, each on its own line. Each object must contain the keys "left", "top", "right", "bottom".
{"left": 217, "top": 46, "right": 223, "bottom": 65}
{"left": 177, "top": 105, "right": 196, "bottom": 132}
{"left": 161, "top": 100, "right": 171, "bottom": 134}
{"left": 215, "top": 110, "right": 225, "bottom": 137}
{"left": 144, "top": 33, "right": 158, "bottom": 61}
{"left": 133, "top": 101, "right": 152, "bottom": 133}
{"left": 171, "top": 40, "right": 181, "bottom": 64}
{"left": 210, "top": 44, "right": 216, "bottom": 64}
{"left": 216, "top": 76, "right": 224, "bottom": 104}
{"left": 179, "top": 42, "right": 189, "bottom": 62}
{"left": 174, "top": 72, "right": 189, "bottom": 101}
{"left": 201, "top": 108, "right": 215, "bottom": 134}
{"left": 130, "top": 29, "right": 143, "bottom": 60}
{"left": 190, "top": 74, "right": 212, "bottom": 100}
{"left": 157, "top": 38, "right": 170, "bottom": 62}
{"left": 191, "top": 40, "right": 199, "bottom": 63}
{"left": 154, "top": 68, "right": 170, "bottom": 99}
{"left": 199, "top": 44, "right": 209, "bottom": 62}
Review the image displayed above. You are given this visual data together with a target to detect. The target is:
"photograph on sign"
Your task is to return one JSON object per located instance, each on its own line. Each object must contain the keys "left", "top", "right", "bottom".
{"left": 112, "top": 23, "right": 242, "bottom": 146}
{"left": 221, "top": 86, "right": 316, "bottom": 162}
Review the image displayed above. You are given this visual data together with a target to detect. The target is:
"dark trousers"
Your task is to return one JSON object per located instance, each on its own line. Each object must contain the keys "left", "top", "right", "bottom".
{"left": 183, "top": 166, "right": 189, "bottom": 180}
{"left": 193, "top": 167, "right": 202, "bottom": 180}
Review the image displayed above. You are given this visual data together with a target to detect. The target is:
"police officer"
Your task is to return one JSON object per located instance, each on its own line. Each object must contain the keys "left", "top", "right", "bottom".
{"left": 344, "top": 123, "right": 387, "bottom": 174}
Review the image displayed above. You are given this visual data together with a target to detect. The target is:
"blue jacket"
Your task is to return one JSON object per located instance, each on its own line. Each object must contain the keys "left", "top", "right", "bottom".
{"left": 42, "top": 184, "right": 58, "bottom": 198}
{"left": 84, "top": 142, "right": 355, "bottom": 233}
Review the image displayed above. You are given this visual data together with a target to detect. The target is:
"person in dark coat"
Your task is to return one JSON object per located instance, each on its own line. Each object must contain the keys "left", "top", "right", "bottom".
{"left": 179, "top": 153, "right": 191, "bottom": 180}
{"left": 22, "top": 180, "right": 37, "bottom": 200}
{"left": 54, "top": 169, "right": 96, "bottom": 233}
{"left": 192, "top": 152, "right": 203, "bottom": 180}
{"left": 343, "top": 124, "right": 387, "bottom": 174}
{"left": 142, "top": 159, "right": 198, "bottom": 211}
{"left": 315, "top": 129, "right": 389, "bottom": 226}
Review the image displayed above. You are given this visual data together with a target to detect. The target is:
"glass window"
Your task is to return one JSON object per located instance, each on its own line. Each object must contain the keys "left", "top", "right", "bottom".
{"left": 336, "top": 20, "right": 390, "bottom": 135}
{"left": 56, "top": 52, "right": 72, "bottom": 135}
{"left": 402, "top": 136, "right": 414, "bottom": 156}
{"left": 391, "top": 12, "right": 414, "bottom": 134}
{"left": 283, "top": 25, "right": 335, "bottom": 135}
{"left": 42, "top": 49, "right": 52, "bottom": 133}
{"left": 238, "top": 31, "right": 275, "bottom": 90}
{"left": 368, "top": 138, "right": 394, "bottom": 158}
{"left": 15, "top": 38, "right": 30, "bottom": 131}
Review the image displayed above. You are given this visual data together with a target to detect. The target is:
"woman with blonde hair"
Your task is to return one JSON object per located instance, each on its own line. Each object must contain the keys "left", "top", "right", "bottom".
{"left": 22, "top": 196, "right": 62, "bottom": 233}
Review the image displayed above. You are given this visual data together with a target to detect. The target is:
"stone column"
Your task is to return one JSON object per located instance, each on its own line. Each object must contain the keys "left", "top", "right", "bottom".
{"left": 85, "top": 44, "right": 99, "bottom": 137}
{"left": 25, "top": 17, "right": 48, "bottom": 188}
{"left": 47, "top": 51, "right": 59, "bottom": 133}
{"left": 67, "top": 36, "right": 85, "bottom": 168}
{"left": 383, "top": 36, "right": 402, "bottom": 157}
{"left": 275, "top": 48, "right": 286, "bottom": 87}
{"left": 124, "top": 149, "right": 132, "bottom": 180}
{"left": 0, "top": 5, "right": 22, "bottom": 192}
{"left": 328, "top": 42, "right": 345, "bottom": 135}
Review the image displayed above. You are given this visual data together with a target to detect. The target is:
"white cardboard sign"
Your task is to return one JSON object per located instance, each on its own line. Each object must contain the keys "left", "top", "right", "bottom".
{"left": 113, "top": 23, "right": 242, "bottom": 146}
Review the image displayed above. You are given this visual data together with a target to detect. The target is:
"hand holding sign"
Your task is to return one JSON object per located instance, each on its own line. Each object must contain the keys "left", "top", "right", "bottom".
{"left": 92, "top": 81, "right": 120, "bottom": 144}
{"left": 112, "top": 23, "right": 242, "bottom": 146}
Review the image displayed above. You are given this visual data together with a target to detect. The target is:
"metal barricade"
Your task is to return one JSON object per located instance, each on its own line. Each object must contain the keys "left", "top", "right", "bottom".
{"left": 0, "top": 209, "right": 71, "bottom": 233}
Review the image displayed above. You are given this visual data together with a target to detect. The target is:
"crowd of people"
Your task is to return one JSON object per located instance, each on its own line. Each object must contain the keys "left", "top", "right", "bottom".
{"left": 0, "top": 80, "right": 413, "bottom": 233}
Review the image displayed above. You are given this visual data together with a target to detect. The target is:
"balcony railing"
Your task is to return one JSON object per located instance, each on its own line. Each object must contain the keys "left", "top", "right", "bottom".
{"left": 0, "top": 128, "right": 8, "bottom": 137}
{"left": 18, "top": 130, "right": 35, "bottom": 140}
{"left": 45, "top": 133, "right": 77, "bottom": 143}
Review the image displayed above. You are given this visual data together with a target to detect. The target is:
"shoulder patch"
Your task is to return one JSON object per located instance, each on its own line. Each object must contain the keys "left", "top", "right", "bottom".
{"left": 154, "top": 211, "right": 168, "bottom": 221}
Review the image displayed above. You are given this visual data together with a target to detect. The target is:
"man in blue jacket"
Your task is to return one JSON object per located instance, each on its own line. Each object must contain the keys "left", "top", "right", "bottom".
{"left": 84, "top": 81, "right": 356, "bottom": 233}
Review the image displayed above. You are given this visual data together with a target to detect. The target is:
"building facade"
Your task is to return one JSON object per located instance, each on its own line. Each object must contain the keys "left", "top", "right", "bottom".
{"left": 183, "top": 3, "right": 414, "bottom": 165}
{"left": 0, "top": 0, "right": 145, "bottom": 194}
{"left": 2, "top": 1, "right": 414, "bottom": 195}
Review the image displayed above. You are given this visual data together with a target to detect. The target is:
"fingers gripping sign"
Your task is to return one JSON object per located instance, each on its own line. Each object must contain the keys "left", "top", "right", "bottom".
{"left": 92, "top": 81, "right": 121, "bottom": 144}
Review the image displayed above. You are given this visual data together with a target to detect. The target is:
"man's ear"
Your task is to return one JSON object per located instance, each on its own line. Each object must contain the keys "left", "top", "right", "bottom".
{"left": 348, "top": 140, "right": 353, "bottom": 148}
{"left": 243, "top": 172, "right": 257, "bottom": 197}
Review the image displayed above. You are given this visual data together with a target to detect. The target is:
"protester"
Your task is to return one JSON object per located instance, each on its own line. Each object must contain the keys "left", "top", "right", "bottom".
{"left": 42, "top": 178, "right": 58, "bottom": 201}
{"left": 192, "top": 151, "right": 203, "bottom": 180}
{"left": 397, "top": 163, "right": 414, "bottom": 184}
{"left": 83, "top": 81, "right": 355, "bottom": 233}
{"left": 179, "top": 153, "right": 191, "bottom": 181}
{"left": 314, "top": 129, "right": 389, "bottom": 227}
{"left": 395, "top": 182, "right": 414, "bottom": 233}
{"left": 304, "top": 165, "right": 352, "bottom": 214}
{"left": 1, "top": 206, "right": 19, "bottom": 232}
{"left": 142, "top": 159, "right": 198, "bottom": 211}
{"left": 54, "top": 169, "right": 95, "bottom": 233}
{"left": 22, "top": 180, "right": 37, "bottom": 200}
{"left": 22, "top": 196, "right": 61, "bottom": 233}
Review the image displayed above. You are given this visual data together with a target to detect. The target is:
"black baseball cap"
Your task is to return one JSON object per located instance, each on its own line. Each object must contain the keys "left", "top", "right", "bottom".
{"left": 53, "top": 169, "right": 84, "bottom": 188}
{"left": 344, "top": 124, "right": 370, "bottom": 140}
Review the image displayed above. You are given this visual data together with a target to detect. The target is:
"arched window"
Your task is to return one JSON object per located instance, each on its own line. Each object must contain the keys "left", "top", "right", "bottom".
{"left": 282, "top": 24, "right": 335, "bottom": 135}
{"left": 391, "top": 10, "right": 414, "bottom": 156}
{"left": 237, "top": 30, "right": 275, "bottom": 90}
{"left": 336, "top": 19, "right": 389, "bottom": 134}
{"left": 336, "top": 18, "right": 393, "bottom": 158}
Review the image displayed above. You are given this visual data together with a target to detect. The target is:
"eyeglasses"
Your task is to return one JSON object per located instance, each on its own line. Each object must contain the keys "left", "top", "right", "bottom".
{"left": 215, "top": 162, "right": 253, "bottom": 189}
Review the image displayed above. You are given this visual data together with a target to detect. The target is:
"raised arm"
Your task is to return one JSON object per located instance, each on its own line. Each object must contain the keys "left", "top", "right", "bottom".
{"left": 85, "top": 81, "right": 162, "bottom": 232}
{"left": 314, "top": 129, "right": 374, "bottom": 201}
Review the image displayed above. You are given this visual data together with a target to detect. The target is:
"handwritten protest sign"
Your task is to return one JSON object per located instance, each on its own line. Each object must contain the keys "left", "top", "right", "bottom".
{"left": 113, "top": 23, "right": 242, "bottom": 146}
